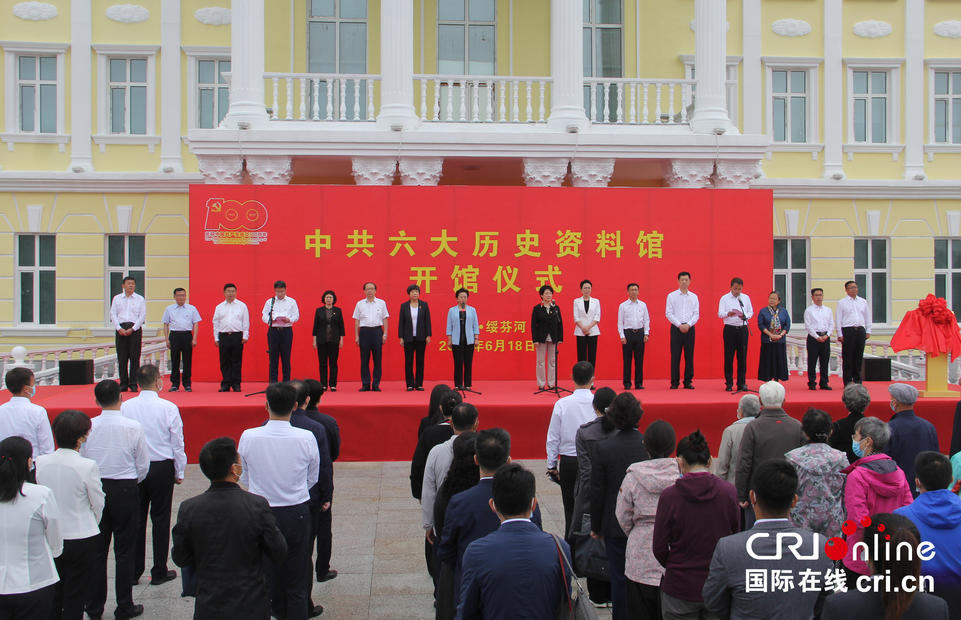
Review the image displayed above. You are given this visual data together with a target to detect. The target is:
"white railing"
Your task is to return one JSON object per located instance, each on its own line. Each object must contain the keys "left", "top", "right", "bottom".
{"left": 584, "top": 78, "right": 696, "bottom": 125}
{"left": 264, "top": 73, "right": 380, "bottom": 122}
{"left": 415, "top": 75, "right": 552, "bottom": 123}
{"left": 784, "top": 336, "right": 930, "bottom": 381}
{"left": 1, "top": 338, "right": 169, "bottom": 388}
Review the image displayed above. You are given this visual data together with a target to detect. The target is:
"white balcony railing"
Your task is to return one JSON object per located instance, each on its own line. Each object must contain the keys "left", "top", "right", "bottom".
{"left": 783, "top": 336, "right": 954, "bottom": 382}
{"left": 264, "top": 73, "right": 380, "bottom": 122}
{"left": 584, "top": 78, "right": 696, "bottom": 125}
{"left": 414, "top": 75, "right": 553, "bottom": 123}
{"left": 1, "top": 338, "right": 169, "bottom": 388}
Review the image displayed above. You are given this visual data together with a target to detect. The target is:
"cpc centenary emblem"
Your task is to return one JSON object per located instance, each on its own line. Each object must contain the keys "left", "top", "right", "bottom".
{"left": 204, "top": 198, "right": 269, "bottom": 245}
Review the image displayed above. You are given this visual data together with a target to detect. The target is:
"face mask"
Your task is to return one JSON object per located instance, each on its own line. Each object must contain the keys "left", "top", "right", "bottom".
{"left": 890, "top": 401, "right": 897, "bottom": 413}
{"left": 852, "top": 439, "right": 865, "bottom": 459}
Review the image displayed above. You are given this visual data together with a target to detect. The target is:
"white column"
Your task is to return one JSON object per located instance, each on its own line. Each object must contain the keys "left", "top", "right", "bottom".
{"left": 223, "top": 0, "right": 269, "bottom": 129}
{"left": 690, "top": 0, "right": 732, "bottom": 134}
{"left": 159, "top": 0, "right": 183, "bottom": 172}
{"left": 69, "top": 0, "right": 94, "bottom": 172}
{"left": 822, "top": 0, "right": 844, "bottom": 178}
{"left": 741, "top": 0, "right": 762, "bottom": 135}
{"left": 547, "top": 0, "right": 589, "bottom": 132}
{"left": 376, "top": 0, "right": 419, "bottom": 130}
{"left": 903, "top": 0, "right": 925, "bottom": 180}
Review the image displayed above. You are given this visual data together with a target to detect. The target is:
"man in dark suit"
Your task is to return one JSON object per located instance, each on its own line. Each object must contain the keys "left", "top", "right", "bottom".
{"left": 439, "top": 428, "right": 543, "bottom": 610}
{"left": 703, "top": 459, "right": 833, "bottom": 620}
{"left": 304, "top": 378, "right": 341, "bottom": 583}
{"left": 171, "top": 437, "right": 287, "bottom": 620}
{"left": 457, "top": 463, "right": 570, "bottom": 620}
{"left": 398, "top": 284, "right": 432, "bottom": 391}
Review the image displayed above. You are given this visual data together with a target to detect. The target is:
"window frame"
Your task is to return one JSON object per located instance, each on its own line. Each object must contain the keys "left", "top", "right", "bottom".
{"left": 924, "top": 60, "right": 961, "bottom": 158}
{"left": 762, "top": 57, "right": 823, "bottom": 160}
{"left": 307, "top": 1, "right": 370, "bottom": 120}
{"left": 182, "top": 46, "right": 231, "bottom": 130}
{"left": 853, "top": 237, "right": 889, "bottom": 326}
{"left": 104, "top": 234, "right": 146, "bottom": 324}
{"left": 934, "top": 238, "right": 961, "bottom": 317}
{"left": 0, "top": 41, "right": 70, "bottom": 152}
{"left": 842, "top": 58, "right": 904, "bottom": 161}
{"left": 583, "top": 0, "right": 624, "bottom": 123}
{"left": 92, "top": 44, "right": 160, "bottom": 153}
{"left": 436, "top": 0, "right": 496, "bottom": 77}
{"left": 772, "top": 237, "right": 809, "bottom": 327}
{"left": 15, "top": 234, "right": 56, "bottom": 326}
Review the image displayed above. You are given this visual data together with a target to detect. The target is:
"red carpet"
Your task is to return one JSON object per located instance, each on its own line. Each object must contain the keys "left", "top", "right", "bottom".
{"left": 5, "top": 378, "right": 958, "bottom": 462}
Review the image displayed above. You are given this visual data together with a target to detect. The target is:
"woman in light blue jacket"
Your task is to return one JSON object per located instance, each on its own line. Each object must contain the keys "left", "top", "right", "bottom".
{"left": 446, "top": 288, "right": 480, "bottom": 389}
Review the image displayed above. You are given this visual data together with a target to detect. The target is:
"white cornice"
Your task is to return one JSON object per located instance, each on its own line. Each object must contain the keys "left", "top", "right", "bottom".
{"left": 0, "top": 41, "right": 70, "bottom": 52}
{"left": 0, "top": 172, "right": 201, "bottom": 192}
{"left": 91, "top": 44, "right": 160, "bottom": 54}
{"left": 752, "top": 178, "right": 961, "bottom": 199}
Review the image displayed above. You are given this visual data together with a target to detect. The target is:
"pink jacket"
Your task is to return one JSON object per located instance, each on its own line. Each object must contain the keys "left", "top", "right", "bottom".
{"left": 615, "top": 458, "right": 681, "bottom": 585}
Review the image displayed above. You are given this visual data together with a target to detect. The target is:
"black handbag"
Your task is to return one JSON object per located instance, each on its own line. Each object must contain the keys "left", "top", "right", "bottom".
{"left": 551, "top": 534, "right": 599, "bottom": 620}
{"left": 571, "top": 515, "right": 610, "bottom": 582}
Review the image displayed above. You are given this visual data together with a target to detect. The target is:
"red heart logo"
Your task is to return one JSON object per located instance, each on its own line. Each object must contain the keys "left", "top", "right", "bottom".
{"left": 860, "top": 516, "right": 873, "bottom": 528}
{"left": 842, "top": 520, "right": 857, "bottom": 536}
{"left": 824, "top": 538, "right": 848, "bottom": 562}
{"left": 885, "top": 535, "right": 891, "bottom": 540}
{"left": 878, "top": 524, "right": 885, "bottom": 532}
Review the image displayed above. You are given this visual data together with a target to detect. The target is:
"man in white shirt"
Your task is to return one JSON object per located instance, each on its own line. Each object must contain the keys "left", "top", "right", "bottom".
{"left": 120, "top": 364, "right": 187, "bottom": 587}
{"left": 352, "top": 282, "right": 390, "bottom": 392}
{"left": 238, "top": 382, "right": 320, "bottom": 620}
{"left": 212, "top": 282, "right": 250, "bottom": 392}
{"left": 718, "top": 277, "right": 754, "bottom": 392}
{"left": 836, "top": 280, "right": 871, "bottom": 385}
{"left": 162, "top": 287, "right": 202, "bottom": 392}
{"left": 109, "top": 276, "right": 147, "bottom": 392}
{"left": 665, "top": 271, "right": 699, "bottom": 389}
{"left": 0, "top": 367, "right": 55, "bottom": 475}
{"left": 422, "top": 404, "right": 479, "bottom": 546}
{"left": 804, "top": 288, "right": 835, "bottom": 390}
{"left": 617, "top": 283, "right": 650, "bottom": 390}
{"left": 262, "top": 280, "right": 300, "bottom": 384}
{"left": 81, "top": 380, "right": 150, "bottom": 620}
{"left": 545, "top": 362, "right": 597, "bottom": 541}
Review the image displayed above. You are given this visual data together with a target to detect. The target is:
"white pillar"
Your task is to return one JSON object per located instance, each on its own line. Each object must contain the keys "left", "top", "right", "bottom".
{"left": 223, "top": 0, "right": 269, "bottom": 129}
{"left": 376, "top": 0, "right": 419, "bottom": 130}
{"left": 903, "top": 0, "right": 925, "bottom": 180}
{"left": 690, "top": 0, "right": 731, "bottom": 134}
{"left": 158, "top": 0, "right": 183, "bottom": 172}
{"left": 69, "top": 0, "right": 94, "bottom": 171}
{"left": 822, "top": 0, "right": 844, "bottom": 179}
{"left": 547, "top": 0, "right": 589, "bottom": 132}
{"left": 741, "top": 0, "right": 762, "bottom": 135}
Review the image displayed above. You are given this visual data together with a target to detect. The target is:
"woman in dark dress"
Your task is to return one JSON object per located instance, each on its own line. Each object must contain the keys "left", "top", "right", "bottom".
{"left": 757, "top": 291, "right": 791, "bottom": 382}
{"left": 312, "top": 290, "right": 345, "bottom": 391}
{"left": 531, "top": 284, "right": 564, "bottom": 389}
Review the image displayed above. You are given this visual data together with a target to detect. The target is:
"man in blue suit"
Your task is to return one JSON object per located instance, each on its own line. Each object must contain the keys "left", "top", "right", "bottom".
{"left": 456, "top": 463, "right": 570, "bottom": 620}
{"left": 439, "top": 428, "right": 543, "bottom": 610}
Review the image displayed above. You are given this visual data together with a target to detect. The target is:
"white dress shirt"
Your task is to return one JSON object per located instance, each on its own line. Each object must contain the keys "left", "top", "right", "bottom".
{"left": 0, "top": 397, "right": 55, "bottom": 459}
{"left": 212, "top": 299, "right": 250, "bottom": 341}
{"left": 262, "top": 296, "right": 300, "bottom": 327}
{"left": 35, "top": 448, "right": 105, "bottom": 540}
{"left": 421, "top": 435, "right": 456, "bottom": 531}
{"left": 238, "top": 420, "right": 320, "bottom": 508}
{"left": 109, "top": 292, "right": 147, "bottom": 332}
{"left": 836, "top": 295, "right": 871, "bottom": 334}
{"left": 804, "top": 304, "right": 835, "bottom": 339}
{"left": 0, "top": 483, "right": 62, "bottom": 595}
{"left": 717, "top": 292, "right": 754, "bottom": 327}
{"left": 665, "top": 289, "right": 700, "bottom": 327}
{"left": 80, "top": 410, "right": 150, "bottom": 483}
{"left": 617, "top": 299, "right": 650, "bottom": 338}
{"left": 120, "top": 391, "right": 187, "bottom": 479}
{"left": 545, "top": 389, "right": 597, "bottom": 468}
{"left": 572, "top": 298, "right": 601, "bottom": 337}
{"left": 161, "top": 303, "right": 202, "bottom": 331}
{"left": 353, "top": 297, "right": 390, "bottom": 327}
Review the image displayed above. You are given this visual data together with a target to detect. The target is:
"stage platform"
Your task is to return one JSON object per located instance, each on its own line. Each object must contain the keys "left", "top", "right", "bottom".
{"left": 7, "top": 378, "right": 958, "bottom": 462}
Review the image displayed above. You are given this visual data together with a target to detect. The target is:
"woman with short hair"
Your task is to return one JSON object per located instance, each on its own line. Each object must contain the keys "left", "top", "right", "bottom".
{"left": 532, "top": 284, "right": 564, "bottom": 389}
{"left": 311, "top": 290, "right": 345, "bottom": 391}
{"left": 446, "top": 289, "right": 479, "bottom": 390}
{"left": 830, "top": 383, "right": 872, "bottom": 465}
{"left": 757, "top": 291, "right": 791, "bottom": 382}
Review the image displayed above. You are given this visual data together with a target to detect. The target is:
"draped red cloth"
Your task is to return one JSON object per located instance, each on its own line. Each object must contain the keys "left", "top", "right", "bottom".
{"left": 890, "top": 295, "right": 961, "bottom": 357}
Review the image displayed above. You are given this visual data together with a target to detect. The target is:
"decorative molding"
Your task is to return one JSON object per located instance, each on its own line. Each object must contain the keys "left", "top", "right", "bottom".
{"left": 0, "top": 133, "right": 70, "bottom": 153}
{"left": 663, "top": 160, "right": 713, "bottom": 189}
{"left": 92, "top": 135, "right": 160, "bottom": 153}
{"left": 0, "top": 327, "right": 72, "bottom": 337}
{"left": 13, "top": 2, "right": 58, "bottom": 20}
{"left": 934, "top": 21, "right": 961, "bottom": 39}
{"left": 197, "top": 155, "right": 244, "bottom": 184}
{"left": 195, "top": 7, "right": 231, "bottom": 26}
{"left": 522, "top": 158, "right": 568, "bottom": 187}
{"left": 106, "top": 4, "right": 149, "bottom": 23}
{"left": 772, "top": 19, "right": 811, "bottom": 38}
{"left": 398, "top": 157, "right": 443, "bottom": 186}
{"left": 842, "top": 144, "right": 905, "bottom": 162}
{"left": 570, "top": 158, "right": 615, "bottom": 187}
{"left": 246, "top": 156, "right": 293, "bottom": 185}
{"left": 714, "top": 160, "right": 761, "bottom": 189}
{"left": 766, "top": 143, "right": 824, "bottom": 161}
{"left": 351, "top": 157, "right": 396, "bottom": 186}
{"left": 853, "top": 21, "right": 892, "bottom": 39}
{"left": 0, "top": 171, "right": 202, "bottom": 193}
{"left": 690, "top": 21, "right": 730, "bottom": 32}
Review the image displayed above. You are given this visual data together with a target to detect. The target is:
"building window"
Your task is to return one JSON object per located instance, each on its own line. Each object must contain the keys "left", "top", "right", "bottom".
{"left": 18, "top": 55, "right": 57, "bottom": 133}
{"left": 1, "top": 42, "right": 69, "bottom": 150}
{"left": 844, "top": 61, "right": 901, "bottom": 149}
{"left": 853, "top": 71, "right": 886, "bottom": 143}
{"left": 309, "top": 0, "right": 369, "bottom": 120}
{"left": 106, "top": 235, "right": 145, "bottom": 307}
{"left": 854, "top": 238, "right": 887, "bottom": 324}
{"left": 933, "top": 70, "right": 961, "bottom": 144}
{"left": 583, "top": 0, "right": 622, "bottom": 122}
{"left": 16, "top": 235, "right": 56, "bottom": 325}
{"left": 93, "top": 45, "right": 159, "bottom": 149}
{"left": 935, "top": 238, "right": 961, "bottom": 313}
{"left": 108, "top": 58, "right": 148, "bottom": 134}
{"left": 772, "top": 70, "right": 807, "bottom": 142}
{"left": 773, "top": 238, "right": 808, "bottom": 324}
{"left": 434, "top": 0, "right": 495, "bottom": 121}
{"left": 198, "top": 59, "right": 230, "bottom": 129}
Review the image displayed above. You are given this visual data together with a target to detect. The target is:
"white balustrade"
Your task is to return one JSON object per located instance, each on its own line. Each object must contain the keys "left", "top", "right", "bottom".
{"left": 584, "top": 79, "right": 696, "bottom": 125}
{"left": 264, "top": 74, "right": 380, "bottom": 122}
{"left": 784, "top": 335, "right": 926, "bottom": 380}
{"left": 2, "top": 338, "right": 170, "bottom": 388}
{"left": 415, "top": 75, "right": 553, "bottom": 124}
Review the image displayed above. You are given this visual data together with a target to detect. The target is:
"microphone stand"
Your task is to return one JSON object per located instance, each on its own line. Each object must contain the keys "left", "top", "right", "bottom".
{"left": 733, "top": 296, "right": 757, "bottom": 395}
{"left": 534, "top": 303, "right": 572, "bottom": 399}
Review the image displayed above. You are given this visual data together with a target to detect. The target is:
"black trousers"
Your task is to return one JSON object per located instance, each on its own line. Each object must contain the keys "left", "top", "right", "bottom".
{"left": 359, "top": 327, "right": 384, "bottom": 388}
{"left": 135, "top": 459, "right": 175, "bottom": 582}
{"left": 807, "top": 335, "right": 832, "bottom": 387}
{"left": 722, "top": 325, "right": 749, "bottom": 388}
{"left": 558, "top": 455, "right": 578, "bottom": 544}
{"left": 51, "top": 535, "right": 97, "bottom": 620}
{"left": 626, "top": 580, "right": 661, "bottom": 620}
{"left": 841, "top": 326, "right": 867, "bottom": 384}
{"left": 218, "top": 332, "right": 244, "bottom": 389}
{"left": 168, "top": 331, "right": 193, "bottom": 388}
{"left": 576, "top": 335, "right": 598, "bottom": 369}
{"left": 267, "top": 327, "right": 294, "bottom": 383}
{"left": 403, "top": 340, "right": 427, "bottom": 388}
{"left": 86, "top": 478, "right": 139, "bottom": 618}
{"left": 315, "top": 503, "right": 332, "bottom": 579}
{"left": 0, "top": 584, "right": 54, "bottom": 620}
{"left": 669, "top": 324, "right": 695, "bottom": 386}
{"left": 266, "top": 503, "right": 311, "bottom": 620}
{"left": 316, "top": 341, "right": 339, "bottom": 388}
{"left": 621, "top": 329, "right": 645, "bottom": 388}
{"left": 451, "top": 343, "right": 475, "bottom": 387}
{"left": 115, "top": 328, "right": 142, "bottom": 391}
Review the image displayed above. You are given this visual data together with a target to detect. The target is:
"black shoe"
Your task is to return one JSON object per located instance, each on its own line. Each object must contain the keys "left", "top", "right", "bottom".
{"left": 416, "top": 386, "right": 425, "bottom": 391}
{"left": 168, "top": 386, "right": 179, "bottom": 392}
{"left": 115, "top": 605, "right": 145, "bottom": 620}
{"left": 624, "top": 385, "right": 632, "bottom": 390}
{"left": 372, "top": 387, "right": 382, "bottom": 392}
{"left": 359, "top": 386, "right": 370, "bottom": 392}
{"left": 150, "top": 570, "right": 177, "bottom": 586}
{"left": 820, "top": 385, "right": 833, "bottom": 390}
{"left": 330, "top": 386, "right": 336, "bottom": 391}
{"left": 670, "top": 385, "right": 679, "bottom": 390}
{"left": 407, "top": 387, "right": 414, "bottom": 391}
{"left": 128, "top": 387, "right": 138, "bottom": 393}
{"left": 318, "top": 569, "right": 338, "bottom": 582}
{"left": 232, "top": 387, "right": 241, "bottom": 392}
{"left": 684, "top": 384, "right": 695, "bottom": 390}
{"left": 309, "top": 605, "right": 324, "bottom": 618}
{"left": 218, "top": 387, "right": 230, "bottom": 392}
{"left": 737, "top": 385, "right": 749, "bottom": 391}
{"left": 184, "top": 386, "right": 192, "bottom": 392}
{"left": 809, "top": 385, "right": 818, "bottom": 391}
{"left": 725, "top": 386, "right": 733, "bottom": 392}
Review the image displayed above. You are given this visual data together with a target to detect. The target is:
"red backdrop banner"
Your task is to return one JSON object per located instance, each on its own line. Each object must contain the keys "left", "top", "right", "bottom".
{"left": 187, "top": 185, "right": 774, "bottom": 383}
